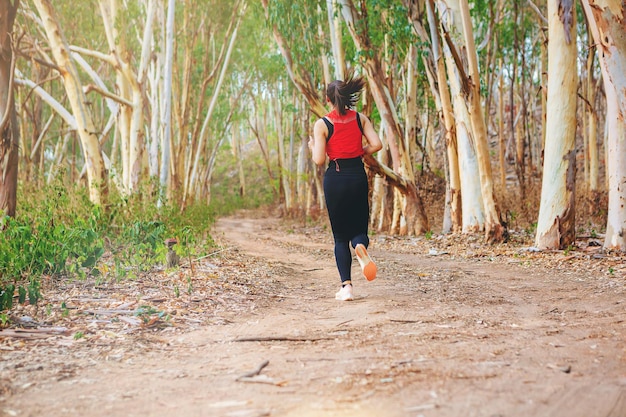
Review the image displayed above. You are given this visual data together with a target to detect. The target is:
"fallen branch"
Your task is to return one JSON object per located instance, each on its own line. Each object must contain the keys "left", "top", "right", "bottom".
{"left": 233, "top": 336, "right": 329, "bottom": 342}
{"left": 0, "top": 327, "right": 70, "bottom": 339}
{"left": 390, "top": 319, "right": 422, "bottom": 324}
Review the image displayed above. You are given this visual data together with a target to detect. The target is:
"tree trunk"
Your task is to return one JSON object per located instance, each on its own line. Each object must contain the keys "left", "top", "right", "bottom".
{"left": 33, "top": 0, "right": 107, "bottom": 205}
{"left": 326, "top": 0, "right": 345, "bottom": 80}
{"left": 425, "top": 0, "right": 461, "bottom": 233}
{"left": 535, "top": 0, "right": 577, "bottom": 250}
{"left": 0, "top": 0, "right": 18, "bottom": 217}
{"left": 437, "top": 0, "right": 484, "bottom": 233}
{"left": 581, "top": 0, "right": 626, "bottom": 251}
{"left": 585, "top": 47, "right": 599, "bottom": 192}
{"left": 158, "top": 0, "right": 175, "bottom": 205}
{"left": 458, "top": 0, "right": 504, "bottom": 242}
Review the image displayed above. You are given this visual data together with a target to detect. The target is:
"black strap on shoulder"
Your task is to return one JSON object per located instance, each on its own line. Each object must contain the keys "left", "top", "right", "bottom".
{"left": 356, "top": 112, "right": 364, "bottom": 134}
{"left": 322, "top": 117, "right": 334, "bottom": 142}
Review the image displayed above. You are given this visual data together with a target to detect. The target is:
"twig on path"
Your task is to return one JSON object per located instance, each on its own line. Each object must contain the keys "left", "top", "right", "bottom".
{"left": 236, "top": 360, "right": 270, "bottom": 381}
{"left": 389, "top": 319, "right": 422, "bottom": 324}
{"left": 335, "top": 319, "right": 354, "bottom": 327}
{"left": 0, "top": 327, "right": 70, "bottom": 339}
{"left": 233, "top": 336, "right": 329, "bottom": 342}
{"left": 235, "top": 360, "right": 288, "bottom": 386}
{"left": 178, "top": 247, "right": 232, "bottom": 268}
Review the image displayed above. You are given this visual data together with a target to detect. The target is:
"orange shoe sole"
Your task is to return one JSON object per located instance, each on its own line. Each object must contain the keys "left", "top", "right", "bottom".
{"left": 355, "top": 244, "right": 377, "bottom": 281}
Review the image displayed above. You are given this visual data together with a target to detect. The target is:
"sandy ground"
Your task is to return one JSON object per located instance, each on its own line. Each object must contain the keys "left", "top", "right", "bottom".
{"left": 2, "top": 213, "right": 626, "bottom": 417}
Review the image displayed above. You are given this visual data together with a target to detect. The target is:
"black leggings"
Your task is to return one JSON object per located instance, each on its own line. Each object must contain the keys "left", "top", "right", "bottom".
{"left": 323, "top": 158, "right": 370, "bottom": 283}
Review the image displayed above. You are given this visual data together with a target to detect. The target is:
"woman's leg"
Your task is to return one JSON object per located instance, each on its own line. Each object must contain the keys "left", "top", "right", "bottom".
{"left": 334, "top": 239, "right": 352, "bottom": 285}
{"left": 351, "top": 234, "right": 369, "bottom": 250}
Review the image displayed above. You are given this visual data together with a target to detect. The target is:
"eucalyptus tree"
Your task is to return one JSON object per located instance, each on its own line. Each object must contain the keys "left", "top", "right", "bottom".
{"left": 457, "top": 0, "right": 503, "bottom": 242}
{"left": 31, "top": 0, "right": 108, "bottom": 206}
{"left": 433, "top": 1, "right": 487, "bottom": 235}
{"left": 534, "top": 0, "right": 577, "bottom": 250}
{"left": 0, "top": 0, "right": 19, "bottom": 217}
{"left": 581, "top": 0, "right": 626, "bottom": 252}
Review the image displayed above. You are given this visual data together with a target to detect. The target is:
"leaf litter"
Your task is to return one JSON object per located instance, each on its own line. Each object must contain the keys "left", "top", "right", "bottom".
{"left": 1, "top": 212, "right": 625, "bottom": 415}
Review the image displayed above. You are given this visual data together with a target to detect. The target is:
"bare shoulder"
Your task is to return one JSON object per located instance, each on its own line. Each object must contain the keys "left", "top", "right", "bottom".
{"left": 357, "top": 112, "right": 373, "bottom": 127}
{"left": 314, "top": 118, "right": 328, "bottom": 133}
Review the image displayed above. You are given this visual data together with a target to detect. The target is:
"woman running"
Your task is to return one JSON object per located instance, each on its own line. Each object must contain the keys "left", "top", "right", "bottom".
{"left": 308, "top": 72, "right": 383, "bottom": 301}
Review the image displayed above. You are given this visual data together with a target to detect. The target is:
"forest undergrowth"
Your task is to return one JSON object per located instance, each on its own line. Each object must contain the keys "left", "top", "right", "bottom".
{"left": 0, "top": 163, "right": 614, "bottom": 327}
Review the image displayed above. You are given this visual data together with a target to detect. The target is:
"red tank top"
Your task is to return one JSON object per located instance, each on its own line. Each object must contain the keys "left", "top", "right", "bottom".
{"left": 325, "top": 109, "right": 364, "bottom": 160}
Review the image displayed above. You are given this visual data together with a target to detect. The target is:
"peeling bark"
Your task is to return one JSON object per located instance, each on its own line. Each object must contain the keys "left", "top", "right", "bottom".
{"left": 0, "top": 0, "right": 18, "bottom": 217}
{"left": 33, "top": 0, "right": 107, "bottom": 205}
{"left": 581, "top": 0, "right": 626, "bottom": 251}
{"left": 535, "top": 0, "right": 578, "bottom": 250}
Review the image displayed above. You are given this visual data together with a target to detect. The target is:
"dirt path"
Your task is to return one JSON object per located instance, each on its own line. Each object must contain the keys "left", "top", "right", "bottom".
{"left": 2, "top": 214, "right": 626, "bottom": 417}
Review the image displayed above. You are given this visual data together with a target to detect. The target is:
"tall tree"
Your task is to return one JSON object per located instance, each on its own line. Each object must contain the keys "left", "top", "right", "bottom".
{"left": 0, "top": 0, "right": 19, "bottom": 217}
{"left": 436, "top": 0, "right": 485, "bottom": 233}
{"left": 535, "top": 0, "right": 577, "bottom": 250}
{"left": 32, "top": 0, "right": 108, "bottom": 205}
{"left": 581, "top": 0, "right": 626, "bottom": 252}
{"left": 458, "top": 0, "right": 504, "bottom": 242}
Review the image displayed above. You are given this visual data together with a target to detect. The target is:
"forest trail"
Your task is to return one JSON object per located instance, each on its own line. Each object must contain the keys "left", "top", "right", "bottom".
{"left": 3, "top": 212, "right": 626, "bottom": 417}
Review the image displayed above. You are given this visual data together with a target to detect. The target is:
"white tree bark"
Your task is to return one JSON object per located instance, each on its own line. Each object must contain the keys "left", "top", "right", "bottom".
{"left": 535, "top": 0, "right": 577, "bottom": 250}
{"left": 425, "top": 0, "right": 461, "bottom": 232}
{"left": 437, "top": 0, "right": 484, "bottom": 232}
{"left": 33, "top": 0, "right": 107, "bottom": 205}
{"left": 458, "top": 0, "right": 503, "bottom": 241}
{"left": 581, "top": 0, "right": 626, "bottom": 251}
{"left": 326, "top": 0, "right": 345, "bottom": 80}
{"left": 158, "top": 0, "right": 175, "bottom": 205}
{"left": 99, "top": 0, "right": 155, "bottom": 193}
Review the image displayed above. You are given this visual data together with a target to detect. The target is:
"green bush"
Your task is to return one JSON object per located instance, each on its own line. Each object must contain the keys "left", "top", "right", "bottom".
{"left": 0, "top": 182, "right": 217, "bottom": 312}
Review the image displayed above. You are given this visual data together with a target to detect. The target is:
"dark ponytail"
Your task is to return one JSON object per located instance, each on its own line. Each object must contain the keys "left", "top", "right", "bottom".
{"left": 326, "top": 71, "right": 365, "bottom": 115}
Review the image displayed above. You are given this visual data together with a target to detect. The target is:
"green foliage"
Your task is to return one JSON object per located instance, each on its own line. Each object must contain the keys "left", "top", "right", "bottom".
{"left": 0, "top": 182, "right": 216, "bottom": 313}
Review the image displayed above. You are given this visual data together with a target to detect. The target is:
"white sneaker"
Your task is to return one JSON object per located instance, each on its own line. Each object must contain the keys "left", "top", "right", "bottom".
{"left": 335, "top": 284, "right": 354, "bottom": 301}
{"left": 355, "top": 244, "right": 377, "bottom": 281}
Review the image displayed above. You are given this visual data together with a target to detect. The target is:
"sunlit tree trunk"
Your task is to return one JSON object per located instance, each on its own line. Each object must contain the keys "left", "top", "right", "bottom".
{"left": 33, "top": 0, "right": 107, "bottom": 205}
{"left": 585, "top": 38, "right": 599, "bottom": 193}
{"left": 581, "top": 0, "right": 626, "bottom": 251}
{"left": 326, "top": 0, "right": 345, "bottom": 80}
{"left": 498, "top": 59, "right": 506, "bottom": 188}
{"left": 317, "top": 6, "right": 332, "bottom": 86}
{"left": 458, "top": 0, "right": 504, "bottom": 242}
{"left": 100, "top": 0, "right": 155, "bottom": 193}
{"left": 0, "top": 0, "right": 18, "bottom": 217}
{"left": 535, "top": 0, "right": 577, "bottom": 250}
{"left": 274, "top": 94, "right": 293, "bottom": 211}
{"left": 157, "top": 0, "right": 175, "bottom": 204}
{"left": 230, "top": 121, "right": 246, "bottom": 198}
{"left": 437, "top": 0, "right": 484, "bottom": 233}
{"left": 424, "top": 0, "right": 461, "bottom": 233}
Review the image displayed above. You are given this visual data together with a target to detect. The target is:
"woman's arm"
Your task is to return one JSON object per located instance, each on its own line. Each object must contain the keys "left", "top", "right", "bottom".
{"left": 309, "top": 119, "right": 328, "bottom": 166}
{"left": 360, "top": 114, "right": 383, "bottom": 155}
